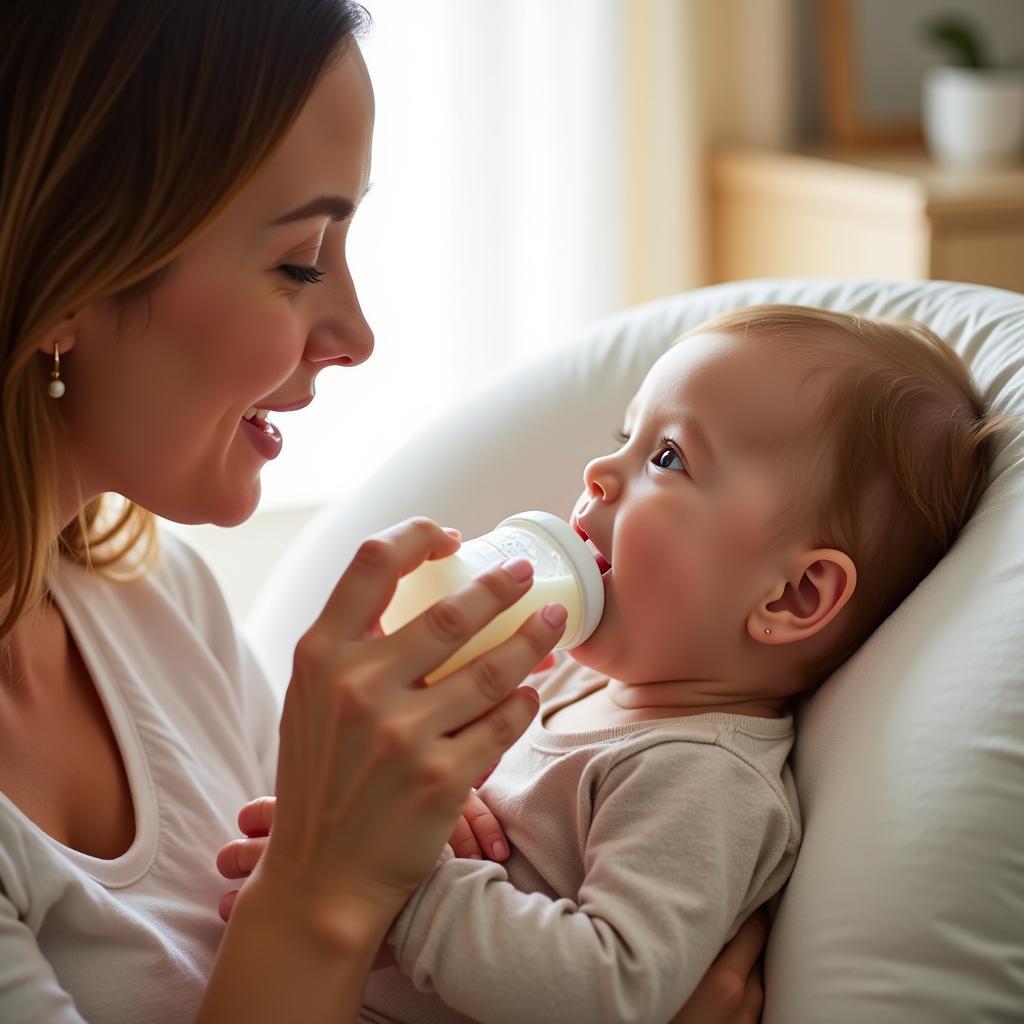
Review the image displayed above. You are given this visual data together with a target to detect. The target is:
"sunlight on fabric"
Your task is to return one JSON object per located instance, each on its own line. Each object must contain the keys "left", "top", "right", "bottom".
{"left": 256, "top": 0, "right": 627, "bottom": 510}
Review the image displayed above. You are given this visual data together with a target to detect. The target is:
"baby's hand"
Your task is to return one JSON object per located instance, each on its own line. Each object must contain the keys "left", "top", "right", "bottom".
{"left": 215, "top": 796, "right": 275, "bottom": 921}
{"left": 448, "top": 789, "right": 510, "bottom": 862}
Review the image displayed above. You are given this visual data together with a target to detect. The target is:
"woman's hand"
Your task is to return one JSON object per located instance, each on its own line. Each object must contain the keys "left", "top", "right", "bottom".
{"left": 244, "top": 517, "right": 565, "bottom": 940}
{"left": 669, "top": 911, "right": 768, "bottom": 1024}
{"left": 216, "top": 787, "right": 511, "bottom": 922}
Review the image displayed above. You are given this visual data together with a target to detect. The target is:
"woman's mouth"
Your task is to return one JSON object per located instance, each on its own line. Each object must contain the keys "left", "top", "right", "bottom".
{"left": 240, "top": 406, "right": 282, "bottom": 460}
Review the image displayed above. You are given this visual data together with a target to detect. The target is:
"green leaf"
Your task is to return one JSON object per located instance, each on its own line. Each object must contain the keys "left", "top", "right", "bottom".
{"left": 922, "top": 16, "right": 989, "bottom": 69}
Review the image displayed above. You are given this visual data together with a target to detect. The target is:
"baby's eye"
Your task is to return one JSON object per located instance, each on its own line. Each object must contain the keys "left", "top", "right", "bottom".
{"left": 652, "top": 443, "right": 686, "bottom": 473}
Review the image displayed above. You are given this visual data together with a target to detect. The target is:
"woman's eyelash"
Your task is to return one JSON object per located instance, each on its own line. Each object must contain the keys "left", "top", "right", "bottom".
{"left": 613, "top": 428, "right": 630, "bottom": 444}
{"left": 279, "top": 264, "right": 325, "bottom": 286}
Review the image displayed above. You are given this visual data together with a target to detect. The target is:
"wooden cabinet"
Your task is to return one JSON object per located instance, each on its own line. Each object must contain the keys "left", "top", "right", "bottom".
{"left": 710, "top": 147, "right": 1024, "bottom": 293}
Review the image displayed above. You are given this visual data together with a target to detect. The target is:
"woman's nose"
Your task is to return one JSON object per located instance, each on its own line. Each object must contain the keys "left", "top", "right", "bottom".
{"left": 305, "top": 269, "right": 375, "bottom": 368}
{"left": 583, "top": 452, "right": 621, "bottom": 503}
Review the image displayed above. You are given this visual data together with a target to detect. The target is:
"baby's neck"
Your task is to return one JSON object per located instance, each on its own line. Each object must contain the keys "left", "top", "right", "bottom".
{"left": 605, "top": 676, "right": 786, "bottom": 720}
{"left": 545, "top": 675, "right": 786, "bottom": 735}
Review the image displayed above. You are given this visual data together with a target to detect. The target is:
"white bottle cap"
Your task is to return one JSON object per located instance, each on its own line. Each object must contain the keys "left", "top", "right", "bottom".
{"left": 495, "top": 510, "right": 605, "bottom": 648}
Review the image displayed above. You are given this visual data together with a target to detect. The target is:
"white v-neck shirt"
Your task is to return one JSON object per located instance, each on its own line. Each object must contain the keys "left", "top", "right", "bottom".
{"left": 0, "top": 531, "right": 280, "bottom": 1023}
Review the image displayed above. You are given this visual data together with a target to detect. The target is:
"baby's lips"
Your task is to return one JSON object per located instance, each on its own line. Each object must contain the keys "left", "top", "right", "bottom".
{"left": 572, "top": 518, "right": 612, "bottom": 575}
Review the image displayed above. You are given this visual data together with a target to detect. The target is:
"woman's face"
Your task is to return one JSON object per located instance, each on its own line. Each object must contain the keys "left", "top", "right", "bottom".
{"left": 52, "top": 43, "right": 375, "bottom": 526}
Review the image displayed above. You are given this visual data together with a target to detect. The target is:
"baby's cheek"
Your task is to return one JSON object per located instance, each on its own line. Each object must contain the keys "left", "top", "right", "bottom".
{"left": 713, "top": 488, "right": 778, "bottom": 566}
{"left": 618, "top": 533, "right": 697, "bottom": 626}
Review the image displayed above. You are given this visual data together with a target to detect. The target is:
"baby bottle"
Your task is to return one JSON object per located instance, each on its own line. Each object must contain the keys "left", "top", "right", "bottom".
{"left": 380, "top": 510, "right": 605, "bottom": 684}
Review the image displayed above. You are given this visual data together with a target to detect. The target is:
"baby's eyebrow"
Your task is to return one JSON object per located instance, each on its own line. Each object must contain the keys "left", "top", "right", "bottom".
{"left": 676, "top": 415, "right": 717, "bottom": 469}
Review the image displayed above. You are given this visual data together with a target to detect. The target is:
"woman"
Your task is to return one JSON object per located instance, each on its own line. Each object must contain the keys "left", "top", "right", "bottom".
{"left": 0, "top": 2, "right": 767, "bottom": 1021}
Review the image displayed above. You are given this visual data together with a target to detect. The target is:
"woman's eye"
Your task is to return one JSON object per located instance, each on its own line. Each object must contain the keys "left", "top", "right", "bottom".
{"left": 652, "top": 444, "right": 686, "bottom": 473}
{"left": 613, "top": 428, "right": 630, "bottom": 446}
{"left": 279, "top": 264, "right": 325, "bottom": 286}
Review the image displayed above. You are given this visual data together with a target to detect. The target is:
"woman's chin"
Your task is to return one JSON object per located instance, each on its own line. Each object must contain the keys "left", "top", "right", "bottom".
{"left": 151, "top": 479, "right": 261, "bottom": 528}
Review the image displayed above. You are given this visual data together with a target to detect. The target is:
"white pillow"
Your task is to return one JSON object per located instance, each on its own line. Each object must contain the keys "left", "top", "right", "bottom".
{"left": 248, "top": 278, "right": 1024, "bottom": 1022}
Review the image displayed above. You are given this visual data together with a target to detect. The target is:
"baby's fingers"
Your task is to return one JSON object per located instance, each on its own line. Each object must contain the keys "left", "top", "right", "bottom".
{"left": 461, "top": 789, "right": 510, "bottom": 862}
{"left": 237, "top": 795, "right": 276, "bottom": 838}
{"left": 216, "top": 835, "right": 269, "bottom": 880}
{"left": 218, "top": 889, "right": 239, "bottom": 923}
{"left": 448, "top": 815, "right": 483, "bottom": 859}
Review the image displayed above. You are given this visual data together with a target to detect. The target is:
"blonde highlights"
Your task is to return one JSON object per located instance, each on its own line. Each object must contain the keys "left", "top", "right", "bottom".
{"left": 0, "top": 1, "right": 368, "bottom": 643}
{"left": 685, "top": 304, "right": 1005, "bottom": 684}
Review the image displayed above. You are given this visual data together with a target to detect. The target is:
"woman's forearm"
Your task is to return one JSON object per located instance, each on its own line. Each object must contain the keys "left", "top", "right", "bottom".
{"left": 197, "top": 870, "right": 392, "bottom": 1024}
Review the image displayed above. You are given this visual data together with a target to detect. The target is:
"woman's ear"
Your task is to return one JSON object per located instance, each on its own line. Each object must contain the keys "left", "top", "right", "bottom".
{"left": 747, "top": 549, "right": 857, "bottom": 645}
{"left": 35, "top": 311, "right": 78, "bottom": 356}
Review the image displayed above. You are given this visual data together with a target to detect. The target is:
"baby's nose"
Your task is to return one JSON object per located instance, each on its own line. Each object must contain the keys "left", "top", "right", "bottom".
{"left": 583, "top": 454, "right": 620, "bottom": 503}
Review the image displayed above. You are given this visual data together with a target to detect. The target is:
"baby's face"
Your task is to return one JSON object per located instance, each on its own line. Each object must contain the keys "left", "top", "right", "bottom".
{"left": 570, "top": 331, "right": 821, "bottom": 684}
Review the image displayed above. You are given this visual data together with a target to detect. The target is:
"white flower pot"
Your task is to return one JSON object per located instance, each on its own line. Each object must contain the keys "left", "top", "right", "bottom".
{"left": 922, "top": 65, "right": 1024, "bottom": 168}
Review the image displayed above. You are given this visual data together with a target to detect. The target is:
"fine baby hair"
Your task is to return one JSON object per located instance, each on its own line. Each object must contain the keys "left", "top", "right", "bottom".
{"left": 683, "top": 304, "right": 1003, "bottom": 685}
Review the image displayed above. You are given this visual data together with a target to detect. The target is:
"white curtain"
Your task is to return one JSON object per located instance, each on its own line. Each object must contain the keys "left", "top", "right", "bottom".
{"left": 258, "top": 0, "right": 630, "bottom": 509}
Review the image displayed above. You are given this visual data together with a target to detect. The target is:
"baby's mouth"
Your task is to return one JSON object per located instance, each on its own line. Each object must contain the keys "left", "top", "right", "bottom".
{"left": 573, "top": 521, "right": 612, "bottom": 576}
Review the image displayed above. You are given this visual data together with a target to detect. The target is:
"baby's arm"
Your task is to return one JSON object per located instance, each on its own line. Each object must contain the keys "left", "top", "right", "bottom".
{"left": 390, "top": 742, "right": 791, "bottom": 1024}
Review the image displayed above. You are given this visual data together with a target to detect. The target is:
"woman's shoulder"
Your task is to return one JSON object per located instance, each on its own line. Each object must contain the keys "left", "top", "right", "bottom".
{"left": 57, "top": 525, "right": 241, "bottom": 664}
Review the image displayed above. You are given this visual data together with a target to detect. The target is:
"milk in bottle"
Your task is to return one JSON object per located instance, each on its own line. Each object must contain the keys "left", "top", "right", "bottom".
{"left": 380, "top": 511, "right": 604, "bottom": 683}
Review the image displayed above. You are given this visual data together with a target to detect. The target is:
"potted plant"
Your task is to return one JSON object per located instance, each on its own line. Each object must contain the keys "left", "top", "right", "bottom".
{"left": 921, "top": 15, "right": 1024, "bottom": 168}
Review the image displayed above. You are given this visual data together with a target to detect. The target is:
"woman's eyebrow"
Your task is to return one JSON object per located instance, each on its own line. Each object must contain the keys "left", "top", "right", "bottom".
{"left": 271, "top": 183, "right": 373, "bottom": 226}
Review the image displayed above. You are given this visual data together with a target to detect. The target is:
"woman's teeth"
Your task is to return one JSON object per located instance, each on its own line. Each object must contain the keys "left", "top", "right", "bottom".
{"left": 242, "top": 407, "right": 269, "bottom": 421}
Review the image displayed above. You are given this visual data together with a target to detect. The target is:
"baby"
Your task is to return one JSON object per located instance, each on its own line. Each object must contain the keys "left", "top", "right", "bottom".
{"left": 222, "top": 305, "right": 1000, "bottom": 1023}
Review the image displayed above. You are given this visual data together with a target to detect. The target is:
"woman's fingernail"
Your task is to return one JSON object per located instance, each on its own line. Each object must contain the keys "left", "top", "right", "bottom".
{"left": 503, "top": 557, "right": 533, "bottom": 582}
{"left": 467, "top": 853, "right": 482, "bottom": 860}
{"left": 491, "top": 840, "right": 509, "bottom": 860}
{"left": 542, "top": 603, "right": 567, "bottom": 628}
{"left": 443, "top": 527, "right": 462, "bottom": 540}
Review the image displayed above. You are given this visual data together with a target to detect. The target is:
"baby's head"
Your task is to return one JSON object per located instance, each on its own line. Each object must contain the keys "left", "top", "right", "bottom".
{"left": 570, "top": 304, "right": 1001, "bottom": 700}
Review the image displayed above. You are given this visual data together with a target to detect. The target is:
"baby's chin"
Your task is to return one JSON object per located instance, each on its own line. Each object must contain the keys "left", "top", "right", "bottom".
{"left": 567, "top": 634, "right": 630, "bottom": 679}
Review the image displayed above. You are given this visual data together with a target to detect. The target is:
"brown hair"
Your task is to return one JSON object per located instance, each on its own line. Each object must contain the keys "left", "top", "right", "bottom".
{"left": 684, "top": 304, "right": 1005, "bottom": 684}
{"left": 0, "top": 0, "right": 370, "bottom": 644}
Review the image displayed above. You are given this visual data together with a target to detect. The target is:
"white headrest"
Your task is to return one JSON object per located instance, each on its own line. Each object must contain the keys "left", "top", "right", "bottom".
{"left": 248, "top": 278, "right": 1024, "bottom": 1022}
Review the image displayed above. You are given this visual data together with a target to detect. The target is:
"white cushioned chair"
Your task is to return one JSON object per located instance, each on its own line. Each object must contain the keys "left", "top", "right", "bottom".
{"left": 247, "top": 278, "right": 1024, "bottom": 1023}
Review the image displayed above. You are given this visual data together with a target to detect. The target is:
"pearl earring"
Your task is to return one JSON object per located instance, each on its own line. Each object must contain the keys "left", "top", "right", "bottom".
{"left": 48, "top": 343, "right": 65, "bottom": 398}
{"left": 763, "top": 627, "right": 771, "bottom": 636}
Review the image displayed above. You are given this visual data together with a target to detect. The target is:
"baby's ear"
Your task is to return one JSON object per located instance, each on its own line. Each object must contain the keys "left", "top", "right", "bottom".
{"left": 747, "top": 549, "right": 857, "bottom": 645}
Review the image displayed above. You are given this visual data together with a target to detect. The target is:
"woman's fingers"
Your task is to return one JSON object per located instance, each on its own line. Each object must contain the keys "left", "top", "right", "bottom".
{"left": 740, "top": 957, "right": 765, "bottom": 1022}
{"left": 311, "top": 517, "right": 461, "bottom": 641}
{"left": 423, "top": 604, "right": 565, "bottom": 737}
{"left": 386, "top": 556, "right": 538, "bottom": 685}
{"left": 531, "top": 652, "right": 557, "bottom": 674}
{"left": 666, "top": 909, "right": 769, "bottom": 1024}
{"left": 442, "top": 684, "right": 540, "bottom": 788}
{"left": 713, "top": 909, "right": 769, "bottom": 982}
{"left": 217, "top": 836, "right": 269, "bottom": 880}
